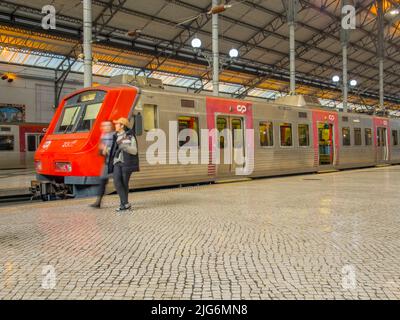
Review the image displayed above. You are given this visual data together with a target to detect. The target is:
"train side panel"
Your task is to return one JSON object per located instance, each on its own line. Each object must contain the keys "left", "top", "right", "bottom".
{"left": 130, "top": 90, "right": 210, "bottom": 189}
{"left": 252, "top": 103, "right": 315, "bottom": 176}
{"left": 337, "top": 114, "right": 376, "bottom": 169}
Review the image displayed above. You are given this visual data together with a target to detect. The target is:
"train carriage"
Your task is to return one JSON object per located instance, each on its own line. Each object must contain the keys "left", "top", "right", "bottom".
{"left": 33, "top": 76, "right": 400, "bottom": 199}
{"left": 0, "top": 122, "right": 47, "bottom": 169}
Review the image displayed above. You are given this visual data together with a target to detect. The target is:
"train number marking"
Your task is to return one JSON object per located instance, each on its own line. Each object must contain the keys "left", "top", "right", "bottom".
{"left": 61, "top": 140, "right": 77, "bottom": 148}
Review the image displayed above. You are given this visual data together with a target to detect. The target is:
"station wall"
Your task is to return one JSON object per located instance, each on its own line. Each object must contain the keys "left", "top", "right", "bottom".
{"left": 0, "top": 64, "right": 107, "bottom": 124}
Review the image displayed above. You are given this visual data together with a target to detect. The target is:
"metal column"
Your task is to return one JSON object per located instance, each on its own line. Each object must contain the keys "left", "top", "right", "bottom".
{"left": 341, "top": 0, "right": 349, "bottom": 113}
{"left": 287, "top": 0, "right": 297, "bottom": 95}
{"left": 377, "top": 0, "right": 384, "bottom": 110}
{"left": 212, "top": 0, "right": 219, "bottom": 96}
{"left": 83, "top": 0, "right": 93, "bottom": 88}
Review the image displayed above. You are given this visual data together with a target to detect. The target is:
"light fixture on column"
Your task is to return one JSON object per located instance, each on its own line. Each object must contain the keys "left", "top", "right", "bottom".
{"left": 229, "top": 48, "right": 239, "bottom": 59}
{"left": 191, "top": 37, "right": 202, "bottom": 49}
{"left": 389, "top": 8, "right": 399, "bottom": 16}
{"left": 208, "top": 4, "right": 232, "bottom": 15}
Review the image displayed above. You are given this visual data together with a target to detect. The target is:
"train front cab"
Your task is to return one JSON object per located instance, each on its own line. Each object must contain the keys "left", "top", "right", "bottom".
{"left": 34, "top": 85, "right": 140, "bottom": 199}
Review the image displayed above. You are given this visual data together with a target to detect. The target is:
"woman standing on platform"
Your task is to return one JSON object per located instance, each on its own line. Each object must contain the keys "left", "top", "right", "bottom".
{"left": 109, "top": 117, "right": 139, "bottom": 212}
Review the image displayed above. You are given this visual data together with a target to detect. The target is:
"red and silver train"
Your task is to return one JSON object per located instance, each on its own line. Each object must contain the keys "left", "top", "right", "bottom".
{"left": 0, "top": 122, "right": 47, "bottom": 169}
{"left": 33, "top": 76, "right": 400, "bottom": 198}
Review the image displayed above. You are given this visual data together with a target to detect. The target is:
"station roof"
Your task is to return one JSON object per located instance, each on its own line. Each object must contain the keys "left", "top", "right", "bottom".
{"left": 1, "top": 0, "right": 400, "bottom": 110}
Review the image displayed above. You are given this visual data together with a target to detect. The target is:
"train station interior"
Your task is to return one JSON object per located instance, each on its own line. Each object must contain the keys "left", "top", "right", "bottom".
{"left": 1, "top": 0, "right": 400, "bottom": 301}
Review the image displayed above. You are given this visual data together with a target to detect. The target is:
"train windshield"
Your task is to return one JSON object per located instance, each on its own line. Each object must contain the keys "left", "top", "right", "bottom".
{"left": 56, "top": 91, "right": 105, "bottom": 134}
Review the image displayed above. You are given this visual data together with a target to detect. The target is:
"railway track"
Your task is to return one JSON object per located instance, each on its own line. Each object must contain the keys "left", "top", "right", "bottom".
{"left": 0, "top": 194, "right": 38, "bottom": 206}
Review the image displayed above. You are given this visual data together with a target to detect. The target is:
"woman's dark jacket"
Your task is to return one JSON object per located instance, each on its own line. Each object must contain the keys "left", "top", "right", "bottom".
{"left": 108, "top": 130, "right": 139, "bottom": 174}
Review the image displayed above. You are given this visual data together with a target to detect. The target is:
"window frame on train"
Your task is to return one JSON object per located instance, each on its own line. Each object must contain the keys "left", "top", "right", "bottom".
{"left": 177, "top": 115, "right": 200, "bottom": 148}
{"left": 279, "top": 122, "right": 293, "bottom": 147}
{"left": 392, "top": 129, "right": 399, "bottom": 146}
{"left": 143, "top": 104, "right": 158, "bottom": 132}
{"left": 55, "top": 90, "right": 106, "bottom": 134}
{"left": 298, "top": 123, "right": 310, "bottom": 147}
{"left": 365, "top": 128, "right": 372, "bottom": 146}
{"left": 259, "top": 121, "right": 274, "bottom": 147}
{"left": 354, "top": 127, "right": 362, "bottom": 146}
{"left": 0, "top": 134, "right": 15, "bottom": 151}
{"left": 342, "top": 127, "right": 351, "bottom": 146}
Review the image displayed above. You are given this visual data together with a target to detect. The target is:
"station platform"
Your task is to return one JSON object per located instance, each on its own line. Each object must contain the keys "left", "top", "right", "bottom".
{"left": 0, "top": 166, "right": 399, "bottom": 299}
{"left": 0, "top": 169, "right": 35, "bottom": 198}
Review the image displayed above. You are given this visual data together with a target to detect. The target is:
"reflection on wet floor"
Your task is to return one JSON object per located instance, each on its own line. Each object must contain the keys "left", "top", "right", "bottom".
{"left": 0, "top": 169, "right": 35, "bottom": 197}
{"left": 0, "top": 165, "right": 400, "bottom": 299}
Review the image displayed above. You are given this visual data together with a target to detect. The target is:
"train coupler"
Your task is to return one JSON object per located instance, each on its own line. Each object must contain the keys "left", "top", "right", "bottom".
{"left": 30, "top": 180, "right": 70, "bottom": 201}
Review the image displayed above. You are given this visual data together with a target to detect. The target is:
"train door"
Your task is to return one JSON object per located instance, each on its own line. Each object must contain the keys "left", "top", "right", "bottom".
{"left": 317, "top": 122, "right": 334, "bottom": 165}
{"left": 206, "top": 97, "right": 253, "bottom": 179}
{"left": 374, "top": 118, "right": 390, "bottom": 164}
{"left": 216, "top": 116, "right": 245, "bottom": 176}
{"left": 0, "top": 126, "right": 18, "bottom": 169}
{"left": 377, "top": 127, "right": 389, "bottom": 162}
{"left": 312, "top": 110, "right": 339, "bottom": 169}
{"left": 24, "top": 133, "right": 43, "bottom": 167}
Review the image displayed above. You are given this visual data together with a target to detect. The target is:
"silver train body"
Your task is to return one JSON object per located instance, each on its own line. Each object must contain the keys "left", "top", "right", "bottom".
{"left": 128, "top": 88, "right": 400, "bottom": 189}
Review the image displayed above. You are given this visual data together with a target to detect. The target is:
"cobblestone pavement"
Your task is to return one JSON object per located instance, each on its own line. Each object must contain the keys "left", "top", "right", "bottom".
{"left": 1, "top": 166, "right": 400, "bottom": 300}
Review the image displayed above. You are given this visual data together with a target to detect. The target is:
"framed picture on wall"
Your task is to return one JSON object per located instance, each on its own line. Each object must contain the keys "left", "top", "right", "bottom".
{"left": 0, "top": 103, "right": 25, "bottom": 123}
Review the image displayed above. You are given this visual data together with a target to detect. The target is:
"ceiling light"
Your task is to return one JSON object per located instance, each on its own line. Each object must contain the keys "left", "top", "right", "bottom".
{"left": 350, "top": 79, "right": 357, "bottom": 86}
{"left": 191, "top": 37, "right": 202, "bottom": 49}
{"left": 332, "top": 75, "right": 340, "bottom": 83}
{"left": 229, "top": 48, "right": 239, "bottom": 58}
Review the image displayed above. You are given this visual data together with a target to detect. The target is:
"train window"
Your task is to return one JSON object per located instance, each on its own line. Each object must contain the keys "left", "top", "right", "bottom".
{"left": 0, "top": 135, "right": 14, "bottom": 151}
{"left": 143, "top": 104, "right": 158, "bottom": 131}
{"left": 354, "top": 128, "right": 362, "bottom": 146}
{"left": 365, "top": 128, "right": 372, "bottom": 145}
{"left": 392, "top": 130, "right": 399, "bottom": 146}
{"left": 342, "top": 116, "right": 349, "bottom": 122}
{"left": 280, "top": 123, "right": 293, "bottom": 147}
{"left": 259, "top": 121, "right": 273, "bottom": 147}
{"left": 298, "top": 112, "right": 307, "bottom": 119}
{"left": 0, "top": 127, "right": 11, "bottom": 131}
{"left": 178, "top": 116, "right": 199, "bottom": 147}
{"left": 76, "top": 102, "right": 102, "bottom": 132}
{"left": 217, "top": 117, "right": 227, "bottom": 149}
{"left": 342, "top": 127, "right": 351, "bottom": 146}
{"left": 298, "top": 124, "right": 310, "bottom": 146}
{"left": 27, "top": 135, "right": 36, "bottom": 152}
{"left": 58, "top": 106, "right": 81, "bottom": 132}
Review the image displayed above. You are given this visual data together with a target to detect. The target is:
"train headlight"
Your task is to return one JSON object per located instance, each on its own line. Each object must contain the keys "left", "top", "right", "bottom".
{"left": 55, "top": 162, "right": 72, "bottom": 172}
{"left": 34, "top": 160, "right": 42, "bottom": 171}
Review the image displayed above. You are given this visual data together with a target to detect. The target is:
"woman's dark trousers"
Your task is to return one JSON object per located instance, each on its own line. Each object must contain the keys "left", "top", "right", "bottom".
{"left": 113, "top": 164, "right": 133, "bottom": 206}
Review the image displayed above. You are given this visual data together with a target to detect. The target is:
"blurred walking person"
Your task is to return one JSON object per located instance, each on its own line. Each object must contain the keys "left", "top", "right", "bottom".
{"left": 90, "top": 120, "right": 115, "bottom": 208}
{"left": 110, "top": 117, "right": 139, "bottom": 212}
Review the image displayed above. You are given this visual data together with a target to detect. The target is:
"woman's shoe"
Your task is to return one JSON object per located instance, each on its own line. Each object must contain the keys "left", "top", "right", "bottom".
{"left": 116, "top": 203, "right": 131, "bottom": 212}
